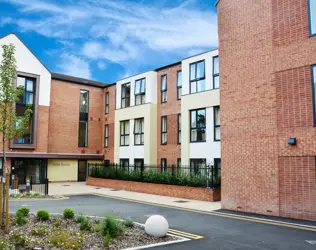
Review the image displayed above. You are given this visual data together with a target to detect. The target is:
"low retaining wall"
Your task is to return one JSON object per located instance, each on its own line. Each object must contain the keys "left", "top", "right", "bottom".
{"left": 87, "top": 177, "right": 221, "bottom": 202}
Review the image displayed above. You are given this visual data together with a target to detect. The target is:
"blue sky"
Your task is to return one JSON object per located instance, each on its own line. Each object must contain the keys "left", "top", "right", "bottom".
{"left": 0, "top": 0, "right": 218, "bottom": 83}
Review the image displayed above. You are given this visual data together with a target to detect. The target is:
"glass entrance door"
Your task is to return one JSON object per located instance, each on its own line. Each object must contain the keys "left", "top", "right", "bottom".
{"left": 78, "top": 160, "right": 87, "bottom": 182}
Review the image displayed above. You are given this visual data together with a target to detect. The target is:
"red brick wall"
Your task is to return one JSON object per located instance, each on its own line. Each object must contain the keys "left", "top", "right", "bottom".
{"left": 48, "top": 80, "right": 104, "bottom": 154}
{"left": 103, "top": 85, "right": 116, "bottom": 163}
{"left": 157, "top": 64, "right": 181, "bottom": 166}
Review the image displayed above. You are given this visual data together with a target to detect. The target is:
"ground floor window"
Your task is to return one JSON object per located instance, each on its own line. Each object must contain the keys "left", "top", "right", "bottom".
{"left": 104, "top": 160, "right": 110, "bottom": 167}
{"left": 134, "top": 159, "right": 144, "bottom": 168}
{"left": 190, "top": 158, "right": 206, "bottom": 174}
{"left": 120, "top": 159, "right": 129, "bottom": 168}
{"left": 11, "top": 158, "right": 47, "bottom": 184}
{"left": 161, "top": 158, "right": 167, "bottom": 171}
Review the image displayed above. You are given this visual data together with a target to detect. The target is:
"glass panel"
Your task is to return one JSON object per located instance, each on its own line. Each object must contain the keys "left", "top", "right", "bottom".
{"left": 26, "top": 93, "right": 33, "bottom": 105}
{"left": 141, "top": 79, "right": 146, "bottom": 93}
{"left": 125, "top": 135, "right": 129, "bottom": 145}
{"left": 162, "top": 133, "right": 167, "bottom": 144}
{"left": 80, "top": 90, "right": 89, "bottom": 113}
{"left": 141, "top": 94, "right": 146, "bottom": 104}
{"left": 214, "top": 76, "right": 220, "bottom": 89}
{"left": 17, "top": 77, "right": 25, "bottom": 88}
{"left": 215, "top": 127, "right": 221, "bottom": 140}
{"left": 191, "top": 130, "right": 197, "bottom": 141}
{"left": 197, "top": 109, "right": 206, "bottom": 128}
{"left": 177, "top": 71, "right": 182, "bottom": 87}
{"left": 191, "top": 111, "right": 196, "bottom": 128}
{"left": 135, "top": 95, "right": 141, "bottom": 105}
{"left": 105, "top": 138, "right": 108, "bottom": 147}
{"left": 213, "top": 56, "right": 219, "bottom": 74}
{"left": 190, "top": 64, "right": 196, "bottom": 81}
{"left": 120, "top": 136, "right": 124, "bottom": 145}
{"left": 162, "top": 92, "right": 167, "bottom": 102}
{"left": 310, "top": 0, "right": 316, "bottom": 35}
{"left": 215, "top": 107, "right": 220, "bottom": 125}
{"left": 134, "top": 120, "right": 140, "bottom": 133}
{"left": 190, "top": 81, "right": 196, "bottom": 93}
{"left": 122, "top": 86, "right": 126, "bottom": 98}
{"left": 135, "top": 134, "right": 140, "bottom": 145}
{"left": 197, "top": 80, "right": 205, "bottom": 92}
{"left": 141, "top": 135, "right": 144, "bottom": 144}
{"left": 105, "top": 125, "right": 108, "bottom": 137}
{"left": 120, "top": 122, "right": 124, "bottom": 135}
{"left": 26, "top": 80, "right": 34, "bottom": 92}
{"left": 161, "top": 75, "right": 167, "bottom": 91}
{"left": 79, "top": 121, "right": 87, "bottom": 147}
{"left": 178, "top": 115, "right": 181, "bottom": 131}
{"left": 196, "top": 61, "right": 205, "bottom": 79}
{"left": 126, "top": 97, "right": 130, "bottom": 107}
{"left": 125, "top": 121, "right": 129, "bottom": 134}
{"left": 177, "top": 87, "right": 182, "bottom": 99}
{"left": 0, "top": 159, "right": 2, "bottom": 176}
{"left": 162, "top": 117, "right": 167, "bottom": 132}
{"left": 135, "top": 80, "right": 141, "bottom": 94}
{"left": 126, "top": 84, "right": 130, "bottom": 97}
{"left": 197, "top": 129, "right": 206, "bottom": 141}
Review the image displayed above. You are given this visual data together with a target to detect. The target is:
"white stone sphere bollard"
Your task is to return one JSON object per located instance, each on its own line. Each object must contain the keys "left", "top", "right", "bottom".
{"left": 145, "top": 215, "right": 169, "bottom": 237}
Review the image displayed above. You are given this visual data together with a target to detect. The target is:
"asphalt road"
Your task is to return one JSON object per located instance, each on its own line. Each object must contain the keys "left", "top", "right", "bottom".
{"left": 9, "top": 195, "right": 316, "bottom": 250}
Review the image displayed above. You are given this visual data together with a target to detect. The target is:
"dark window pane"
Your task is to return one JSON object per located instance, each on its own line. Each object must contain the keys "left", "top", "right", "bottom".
{"left": 126, "top": 84, "right": 130, "bottom": 97}
{"left": 79, "top": 121, "right": 88, "bottom": 147}
{"left": 196, "top": 61, "right": 205, "bottom": 79}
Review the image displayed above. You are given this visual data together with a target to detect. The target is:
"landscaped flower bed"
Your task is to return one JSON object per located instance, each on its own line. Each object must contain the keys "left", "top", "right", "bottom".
{"left": 0, "top": 208, "right": 176, "bottom": 250}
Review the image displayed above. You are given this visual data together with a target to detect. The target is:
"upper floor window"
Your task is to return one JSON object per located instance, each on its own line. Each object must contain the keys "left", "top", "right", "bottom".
{"left": 120, "top": 120, "right": 130, "bottom": 146}
{"left": 135, "top": 78, "right": 146, "bottom": 105}
{"left": 134, "top": 118, "right": 144, "bottom": 145}
{"left": 190, "top": 61, "right": 205, "bottom": 93}
{"left": 78, "top": 90, "right": 89, "bottom": 147}
{"left": 161, "top": 75, "right": 167, "bottom": 103}
{"left": 178, "top": 114, "right": 181, "bottom": 144}
{"left": 213, "top": 56, "right": 219, "bottom": 89}
{"left": 121, "top": 83, "right": 130, "bottom": 108}
{"left": 177, "top": 71, "right": 182, "bottom": 100}
{"left": 312, "top": 65, "right": 316, "bottom": 125}
{"left": 190, "top": 108, "right": 206, "bottom": 142}
{"left": 309, "top": 0, "right": 316, "bottom": 36}
{"left": 161, "top": 116, "right": 167, "bottom": 145}
{"left": 105, "top": 92, "right": 109, "bottom": 114}
{"left": 104, "top": 125, "right": 109, "bottom": 148}
{"left": 214, "top": 106, "right": 220, "bottom": 141}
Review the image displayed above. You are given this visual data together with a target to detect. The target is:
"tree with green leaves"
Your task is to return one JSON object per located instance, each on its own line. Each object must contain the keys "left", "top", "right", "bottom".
{"left": 0, "top": 44, "right": 32, "bottom": 229}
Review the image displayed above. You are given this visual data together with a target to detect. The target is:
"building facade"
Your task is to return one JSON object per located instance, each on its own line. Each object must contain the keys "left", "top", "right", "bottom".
{"left": 217, "top": 0, "right": 316, "bottom": 220}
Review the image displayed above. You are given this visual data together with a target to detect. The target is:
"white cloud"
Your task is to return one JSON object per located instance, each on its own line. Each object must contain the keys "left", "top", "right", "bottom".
{"left": 58, "top": 53, "right": 91, "bottom": 79}
{"left": 97, "top": 61, "right": 106, "bottom": 70}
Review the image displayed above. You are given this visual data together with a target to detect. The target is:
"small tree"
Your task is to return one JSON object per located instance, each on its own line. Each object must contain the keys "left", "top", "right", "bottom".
{"left": 0, "top": 44, "right": 32, "bottom": 228}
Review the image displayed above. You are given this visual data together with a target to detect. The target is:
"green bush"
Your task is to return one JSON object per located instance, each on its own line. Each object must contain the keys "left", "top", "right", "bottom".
{"left": 31, "top": 226, "right": 49, "bottom": 236}
{"left": 63, "top": 208, "right": 75, "bottom": 219}
{"left": 36, "top": 210, "right": 50, "bottom": 221}
{"left": 15, "top": 211, "right": 28, "bottom": 225}
{"left": 100, "top": 215, "right": 125, "bottom": 238}
{"left": 0, "top": 239, "right": 13, "bottom": 250}
{"left": 32, "top": 192, "right": 40, "bottom": 197}
{"left": 75, "top": 213, "right": 86, "bottom": 223}
{"left": 9, "top": 231, "right": 38, "bottom": 248}
{"left": 123, "top": 217, "right": 133, "bottom": 228}
{"left": 80, "top": 217, "right": 91, "bottom": 231}
{"left": 104, "top": 232, "right": 112, "bottom": 248}
{"left": 49, "top": 229, "right": 83, "bottom": 249}
{"left": 17, "top": 207, "right": 30, "bottom": 217}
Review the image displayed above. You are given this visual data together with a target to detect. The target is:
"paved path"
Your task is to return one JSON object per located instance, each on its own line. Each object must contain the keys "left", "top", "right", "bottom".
{"left": 9, "top": 194, "right": 316, "bottom": 250}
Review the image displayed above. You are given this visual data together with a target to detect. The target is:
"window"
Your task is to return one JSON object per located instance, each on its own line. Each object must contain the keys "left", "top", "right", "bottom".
{"left": 135, "top": 78, "right": 146, "bottom": 105}
{"left": 104, "top": 125, "right": 109, "bottom": 147}
{"left": 14, "top": 76, "right": 35, "bottom": 145}
{"left": 190, "top": 61, "right": 205, "bottom": 93}
{"left": 177, "top": 71, "right": 182, "bottom": 100}
{"left": 121, "top": 83, "right": 130, "bottom": 108}
{"left": 214, "top": 106, "right": 220, "bottom": 141}
{"left": 79, "top": 90, "right": 89, "bottom": 147}
{"left": 0, "top": 159, "right": 2, "bottom": 176}
{"left": 105, "top": 92, "right": 109, "bottom": 114}
{"left": 120, "top": 159, "right": 129, "bottom": 168}
{"left": 161, "top": 158, "right": 167, "bottom": 171}
{"left": 313, "top": 66, "right": 316, "bottom": 125}
{"left": 309, "top": 0, "right": 316, "bottom": 36}
{"left": 161, "top": 116, "right": 167, "bottom": 145}
{"left": 134, "top": 159, "right": 144, "bottom": 168}
{"left": 134, "top": 118, "right": 144, "bottom": 145}
{"left": 120, "top": 120, "right": 130, "bottom": 146}
{"left": 190, "top": 159, "right": 206, "bottom": 174}
{"left": 177, "top": 114, "right": 181, "bottom": 144}
{"left": 213, "top": 158, "right": 221, "bottom": 186}
{"left": 177, "top": 158, "right": 181, "bottom": 168}
{"left": 104, "top": 160, "right": 110, "bottom": 167}
{"left": 190, "top": 109, "right": 206, "bottom": 142}
{"left": 161, "top": 75, "right": 167, "bottom": 103}
{"left": 213, "top": 56, "right": 219, "bottom": 89}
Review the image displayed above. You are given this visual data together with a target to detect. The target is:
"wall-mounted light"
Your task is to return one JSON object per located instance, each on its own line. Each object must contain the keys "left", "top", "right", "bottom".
{"left": 288, "top": 138, "right": 296, "bottom": 145}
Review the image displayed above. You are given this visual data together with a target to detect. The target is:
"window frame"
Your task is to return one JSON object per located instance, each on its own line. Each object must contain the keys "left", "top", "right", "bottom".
{"left": 312, "top": 65, "right": 316, "bottom": 126}
{"left": 189, "top": 60, "right": 206, "bottom": 94}
{"left": 135, "top": 78, "right": 146, "bottom": 105}
{"left": 212, "top": 56, "right": 219, "bottom": 89}
{"left": 104, "top": 124, "right": 109, "bottom": 148}
{"left": 78, "top": 89, "right": 89, "bottom": 148}
{"left": 121, "top": 82, "right": 131, "bottom": 109}
{"left": 161, "top": 74, "right": 167, "bottom": 103}
{"left": 134, "top": 118, "right": 144, "bottom": 145}
{"left": 161, "top": 158, "right": 167, "bottom": 172}
{"left": 177, "top": 113, "right": 181, "bottom": 144}
{"left": 120, "top": 120, "right": 130, "bottom": 146}
{"left": 190, "top": 108, "right": 206, "bottom": 143}
{"left": 105, "top": 91, "right": 109, "bottom": 114}
{"left": 308, "top": 0, "right": 316, "bottom": 37}
{"left": 161, "top": 116, "right": 167, "bottom": 145}
{"left": 177, "top": 70, "right": 182, "bottom": 100}
{"left": 214, "top": 106, "right": 220, "bottom": 141}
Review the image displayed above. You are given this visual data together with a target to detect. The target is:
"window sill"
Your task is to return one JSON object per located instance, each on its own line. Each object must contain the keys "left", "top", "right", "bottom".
{"left": 78, "top": 146, "right": 88, "bottom": 148}
{"left": 161, "top": 143, "right": 168, "bottom": 145}
{"left": 214, "top": 140, "right": 221, "bottom": 142}
{"left": 190, "top": 141, "right": 206, "bottom": 143}
{"left": 134, "top": 144, "right": 144, "bottom": 146}
{"left": 120, "top": 145, "right": 130, "bottom": 147}
{"left": 10, "top": 144, "right": 36, "bottom": 149}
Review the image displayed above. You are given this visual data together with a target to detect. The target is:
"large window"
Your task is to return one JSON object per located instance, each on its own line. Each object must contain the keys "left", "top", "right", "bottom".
{"left": 309, "top": 0, "right": 316, "bottom": 36}
{"left": 120, "top": 120, "right": 130, "bottom": 146}
{"left": 177, "top": 71, "right": 182, "bottom": 100}
{"left": 161, "top": 75, "right": 167, "bottom": 103}
{"left": 79, "top": 90, "right": 89, "bottom": 147}
{"left": 14, "top": 76, "right": 35, "bottom": 145}
{"left": 104, "top": 125, "right": 108, "bottom": 148}
{"left": 134, "top": 118, "right": 144, "bottom": 145}
{"left": 214, "top": 106, "right": 220, "bottom": 141}
{"left": 121, "top": 83, "right": 130, "bottom": 108}
{"left": 190, "top": 109, "right": 206, "bottom": 142}
{"left": 12, "top": 158, "right": 47, "bottom": 184}
{"left": 161, "top": 116, "right": 167, "bottom": 145}
{"left": 190, "top": 61, "right": 205, "bottom": 93}
{"left": 134, "top": 159, "right": 144, "bottom": 168}
{"left": 105, "top": 92, "right": 109, "bottom": 114}
{"left": 135, "top": 78, "right": 146, "bottom": 105}
{"left": 190, "top": 159, "right": 206, "bottom": 174}
{"left": 213, "top": 56, "right": 219, "bottom": 89}
{"left": 120, "top": 159, "right": 129, "bottom": 168}
{"left": 178, "top": 114, "right": 181, "bottom": 144}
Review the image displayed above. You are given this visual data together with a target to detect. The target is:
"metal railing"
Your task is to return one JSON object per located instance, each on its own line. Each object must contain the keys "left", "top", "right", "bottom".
{"left": 10, "top": 176, "right": 49, "bottom": 196}
{"left": 88, "top": 163, "right": 220, "bottom": 188}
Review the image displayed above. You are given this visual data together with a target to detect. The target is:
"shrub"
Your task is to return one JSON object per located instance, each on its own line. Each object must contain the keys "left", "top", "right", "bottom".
{"left": 63, "top": 208, "right": 75, "bottom": 219}
{"left": 49, "top": 229, "right": 83, "bottom": 249}
{"left": 104, "top": 233, "right": 111, "bottom": 248}
{"left": 80, "top": 217, "right": 91, "bottom": 231}
{"left": 15, "top": 211, "right": 28, "bottom": 226}
{"left": 123, "top": 217, "right": 134, "bottom": 228}
{"left": 0, "top": 239, "right": 13, "bottom": 250}
{"left": 36, "top": 210, "right": 50, "bottom": 221}
{"left": 32, "top": 192, "right": 40, "bottom": 197}
{"left": 75, "top": 213, "right": 86, "bottom": 223}
{"left": 17, "top": 207, "right": 30, "bottom": 217}
{"left": 9, "top": 231, "right": 37, "bottom": 248}
{"left": 31, "top": 226, "right": 49, "bottom": 236}
{"left": 101, "top": 215, "right": 125, "bottom": 238}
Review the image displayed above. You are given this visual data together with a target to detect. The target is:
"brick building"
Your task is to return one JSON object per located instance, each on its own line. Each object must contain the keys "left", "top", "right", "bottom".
{"left": 217, "top": 0, "right": 316, "bottom": 220}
